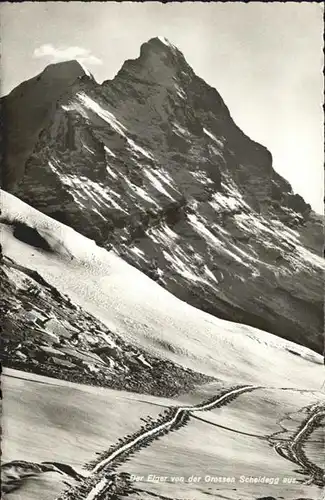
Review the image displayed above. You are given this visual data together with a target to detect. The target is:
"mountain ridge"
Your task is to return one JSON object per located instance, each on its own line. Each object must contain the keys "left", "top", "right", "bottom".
{"left": 1, "top": 37, "right": 323, "bottom": 353}
{"left": 1, "top": 59, "right": 93, "bottom": 190}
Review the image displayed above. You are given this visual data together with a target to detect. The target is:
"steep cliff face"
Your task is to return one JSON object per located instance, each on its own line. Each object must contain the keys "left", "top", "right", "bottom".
{"left": 2, "top": 37, "right": 323, "bottom": 352}
{"left": 1, "top": 60, "right": 90, "bottom": 189}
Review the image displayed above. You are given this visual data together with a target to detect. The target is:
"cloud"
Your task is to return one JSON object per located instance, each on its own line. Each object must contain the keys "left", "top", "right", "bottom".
{"left": 33, "top": 44, "right": 102, "bottom": 66}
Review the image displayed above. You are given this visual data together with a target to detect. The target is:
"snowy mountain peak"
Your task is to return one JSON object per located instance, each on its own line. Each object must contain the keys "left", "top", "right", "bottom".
{"left": 157, "top": 36, "right": 174, "bottom": 46}
{"left": 3, "top": 38, "right": 323, "bottom": 355}
{"left": 111, "top": 36, "right": 192, "bottom": 86}
{"left": 140, "top": 36, "right": 189, "bottom": 67}
{"left": 145, "top": 36, "right": 178, "bottom": 52}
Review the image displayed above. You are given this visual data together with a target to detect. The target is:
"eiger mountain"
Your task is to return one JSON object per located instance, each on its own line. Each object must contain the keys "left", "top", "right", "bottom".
{"left": 1, "top": 36, "right": 325, "bottom": 500}
{"left": 1, "top": 36, "right": 323, "bottom": 354}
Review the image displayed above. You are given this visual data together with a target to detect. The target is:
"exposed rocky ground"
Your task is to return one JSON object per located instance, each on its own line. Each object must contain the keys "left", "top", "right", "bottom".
{"left": 2, "top": 37, "right": 323, "bottom": 353}
{"left": 0, "top": 252, "right": 212, "bottom": 398}
{"left": 1, "top": 32, "right": 324, "bottom": 500}
{"left": 2, "top": 190, "right": 322, "bottom": 391}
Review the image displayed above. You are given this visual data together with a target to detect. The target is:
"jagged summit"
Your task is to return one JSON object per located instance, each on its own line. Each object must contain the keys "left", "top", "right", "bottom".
{"left": 142, "top": 36, "right": 178, "bottom": 53}
{"left": 140, "top": 36, "right": 190, "bottom": 69}
{"left": 2, "top": 31, "right": 324, "bottom": 500}
{"left": 2, "top": 37, "right": 323, "bottom": 354}
{"left": 107, "top": 36, "right": 192, "bottom": 88}
{"left": 157, "top": 36, "right": 174, "bottom": 46}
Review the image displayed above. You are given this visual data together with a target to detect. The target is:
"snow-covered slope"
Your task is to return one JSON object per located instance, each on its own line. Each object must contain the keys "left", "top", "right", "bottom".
{"left": 2, "top": 368, "right": 325, "bottom": 500}
{"left": 3, "top": 38, "right": 323, "bottom": 353}
{"left": 1, "top": 191, "right": 322, "bottom": 391}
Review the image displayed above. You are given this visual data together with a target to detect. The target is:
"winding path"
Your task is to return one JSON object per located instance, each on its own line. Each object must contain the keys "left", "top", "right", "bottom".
{"left": 5, "top": 385, "right": 324, "bottom": 499}
{"left": 272, "top": 403, "right": 325, "bottom": 487}
{"left": 57, "top": 384, "right": 261, "bottom": 500}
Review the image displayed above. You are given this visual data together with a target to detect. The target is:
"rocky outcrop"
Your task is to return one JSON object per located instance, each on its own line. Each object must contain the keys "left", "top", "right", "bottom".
{"left": 0, "top": 255, "right": 211, "bottom": 397}
{"left": 2, "top": 37, "right": 323, "bottom": 352}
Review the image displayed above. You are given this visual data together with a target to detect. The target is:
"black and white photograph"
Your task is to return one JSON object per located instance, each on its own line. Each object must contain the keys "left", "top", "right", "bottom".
{"left": 0, "top": 2, "right": 324, "bottom": 500}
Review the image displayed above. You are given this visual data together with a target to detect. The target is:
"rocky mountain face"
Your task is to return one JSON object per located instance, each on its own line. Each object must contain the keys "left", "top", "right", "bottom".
{"left": 1, "top": 60, "right": 89, "bottom": 189}
{"left": 1, "top": 37, "right": 323, "bottom": 353}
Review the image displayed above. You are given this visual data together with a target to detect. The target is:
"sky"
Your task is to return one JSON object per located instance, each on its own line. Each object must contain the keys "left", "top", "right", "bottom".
{"left": 1, "top": 2, "right": 323, "bottom": 213}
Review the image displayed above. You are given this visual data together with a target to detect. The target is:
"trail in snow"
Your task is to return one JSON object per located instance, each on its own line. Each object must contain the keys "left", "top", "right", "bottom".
{"left": 57, "top": 385, "right": 260, "bottom": 500}
{"left": 271, "top": 404, "right": 325, "bottom": 487}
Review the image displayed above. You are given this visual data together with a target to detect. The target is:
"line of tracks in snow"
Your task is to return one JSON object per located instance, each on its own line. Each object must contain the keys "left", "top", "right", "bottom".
{"left": 55, "top": 384, "right": 325, "bottom": 499}
{"left": 4, "top": 383, "right": 324, "bottom": 499}
{"left": 272, "top": 403, "right": 325, "bottom": 487}
{"left": 56, "top": 384, "right": 261, "bottom": 500}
